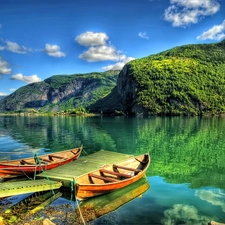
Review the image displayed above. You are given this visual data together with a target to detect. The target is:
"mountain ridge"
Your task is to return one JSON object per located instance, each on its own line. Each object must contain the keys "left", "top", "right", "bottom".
{"left": 1, "top": 40, "right": 225, "bottom": 116}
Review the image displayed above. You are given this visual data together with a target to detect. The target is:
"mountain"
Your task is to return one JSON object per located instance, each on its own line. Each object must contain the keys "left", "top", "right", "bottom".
{"left": 1, "top": 40, "right": 225, "bottom": 115}
{"left": 0, "top": 71, "right": 119, "bottom": 113}
{"left": 90, "top": 39, "right": 225, "bottom": 116}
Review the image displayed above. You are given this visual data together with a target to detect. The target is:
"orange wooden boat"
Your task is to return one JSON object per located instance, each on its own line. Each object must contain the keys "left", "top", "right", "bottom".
{"left": 0, "top": 145, "right": 83, "bottom": 179}
{"left": 74, "top": 153, "right": 150, "bottom": 200}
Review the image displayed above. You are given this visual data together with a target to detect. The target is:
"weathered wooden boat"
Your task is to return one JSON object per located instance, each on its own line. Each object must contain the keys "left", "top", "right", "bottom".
{"left": 75, "top": 175, "right": 150, "bottom": 223}
{"left": 0, "top": 145, "right": 83, "bottom": 178}
{"left": 75, "top": 153, "right": 150, "bottom": 200}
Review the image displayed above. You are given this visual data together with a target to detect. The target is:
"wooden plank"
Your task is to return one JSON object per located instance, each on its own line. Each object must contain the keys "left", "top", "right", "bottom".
{"left": 113, "top": 164, "right": 141, "bottom": 172}
{"left": 88, "top": 173, "right": 118, "bottom": 182}
{"left": 100, "top": 169, "right": 132, "bottom": 178}
{"left": 0, "top": 179, "right": 62, "bottom": 198}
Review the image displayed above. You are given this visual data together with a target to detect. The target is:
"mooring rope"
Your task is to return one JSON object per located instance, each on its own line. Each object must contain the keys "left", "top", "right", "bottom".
{"left": 34, "top": 152, "right": 55, "bottom": 195}
{"left": 71, "top": 179, "right": 86, "bottom": 225}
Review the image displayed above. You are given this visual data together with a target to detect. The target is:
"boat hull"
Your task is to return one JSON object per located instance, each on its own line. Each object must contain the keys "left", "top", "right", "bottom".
{"left": 75, "top": 175, "right": 150, "bottom": 223}
{"left": 75, "top": 153, "right": 150, "bottom": 200}
{"left": 0, "top": 145, "right": 82, "bottom": 177}
{"left": 75, "top": 170, "right": 146, "bottom": 200}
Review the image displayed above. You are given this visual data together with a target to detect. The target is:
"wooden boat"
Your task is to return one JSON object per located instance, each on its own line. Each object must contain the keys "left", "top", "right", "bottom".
{"left": 0, "top": 145, "right": 83, "bottom": 178}
{"left": 75, "top": 175, "right": 149, "bottom": 223}
{"left": 75, "top": 153, "right": 150, "bottom": 200}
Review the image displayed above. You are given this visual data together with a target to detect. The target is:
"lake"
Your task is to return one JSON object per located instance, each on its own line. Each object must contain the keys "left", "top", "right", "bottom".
{"left": 0, "top": 115, "right": 225, "bottom": 225}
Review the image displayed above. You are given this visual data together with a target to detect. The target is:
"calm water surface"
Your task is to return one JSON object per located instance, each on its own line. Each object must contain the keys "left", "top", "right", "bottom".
{"left": 0, "top": 115, "right": 225, "bottom": 225}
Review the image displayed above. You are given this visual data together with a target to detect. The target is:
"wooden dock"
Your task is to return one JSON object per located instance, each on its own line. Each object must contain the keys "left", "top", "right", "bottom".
{"left": 0, "top": 150, "right": 133, "bottom": 197}
{"left": 0, "top": 179, "right": 62, "bottom": 198}
{"left": 37, "top": 150, "right": 133, "bottom": 187}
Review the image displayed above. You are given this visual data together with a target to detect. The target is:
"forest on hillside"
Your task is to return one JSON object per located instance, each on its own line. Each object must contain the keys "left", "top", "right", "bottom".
{"left": 127, "top": 39, "right": 225, "bottom": 115}
{"left": 1, "top": 40, "right": 225, "bottom": 116}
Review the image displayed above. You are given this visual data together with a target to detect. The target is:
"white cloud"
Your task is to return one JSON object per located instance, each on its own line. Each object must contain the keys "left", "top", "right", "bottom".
{"left": 197, "top": 20, "right": 225, "bottom": 40}
{"left": 0, "top": 58, "right": 11, "bottom": 74}
{"left": 75, "top": 31, "right": 109, "bottom": 47}
{"left": 75, "top": 31, "right": 135, "bottom": 70}
{"left": 10, "top": 73, "right": 42, "bottom": 84}
{"left": 164, "top": 0, "right": 220, "bottom": 27}
{"left": 44, "top": 44, "right": 66, "bottom": 58}
{"left": 0, "top": 40, "right": 32, "bottom": 54}
{"left": 102, "top": 57, "right": 135, "bottom": 71}
{"left": 79, "top": 45, "right": 126, "bottom": 62}
{"left": 161, "top": 204, "right": 211, "bottom": 225}
{"left": 9, "top": 88, "right": 16, "bottom": 92}
{"left": 138, "top": 32, "right": 149, "bottom": 39}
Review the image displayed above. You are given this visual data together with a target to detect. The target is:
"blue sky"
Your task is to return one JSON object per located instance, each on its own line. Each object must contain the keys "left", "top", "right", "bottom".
{"left": 0, "top": 0, "right": 225, "bottom": 95}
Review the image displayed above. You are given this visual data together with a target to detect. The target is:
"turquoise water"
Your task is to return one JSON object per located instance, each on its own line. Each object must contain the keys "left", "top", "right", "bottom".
{"left": 0, "top": 115, "right": 225, "bottom": 224}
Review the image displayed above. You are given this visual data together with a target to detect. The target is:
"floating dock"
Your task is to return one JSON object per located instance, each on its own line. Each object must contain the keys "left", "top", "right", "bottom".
{"left": 0, "top": 179, "right": 62, "bottom": 198}
{"left": 37, "top": 150, "right": 133, "bottom": 187}
{"left": 0, "top": 150, "right": 132, "bottom": 197}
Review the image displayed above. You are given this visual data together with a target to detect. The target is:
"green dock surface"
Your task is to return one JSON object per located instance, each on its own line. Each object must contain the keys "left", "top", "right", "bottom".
{"left": 0, "top": 150, "right": 132, "bottom": 197}
{"left": 37, "top": 150, "right": 132, "bottom": 187}
{"left": 0, "top": 179, "right": 62, "bottom": 198}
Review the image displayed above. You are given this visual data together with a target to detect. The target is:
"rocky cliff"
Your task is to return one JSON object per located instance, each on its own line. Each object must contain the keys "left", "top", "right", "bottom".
{"left": 91, "top": 39, "right": 225, "bottom": 116}
{"left": 0, "top": 71, "right": 119, "bottom": 112}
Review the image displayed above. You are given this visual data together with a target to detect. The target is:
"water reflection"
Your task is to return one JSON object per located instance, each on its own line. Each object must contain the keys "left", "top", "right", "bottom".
{"left": 1, "top": 115, "right": 225, "bottom": 190}
{"left": 1, "top": 115, "right": 225, "bottom": 224}
{"left": 161, "top": 203, "right": 211, "bottom": 225}
{"left": 195, "top": 189, "right": 225, "bottom": 213}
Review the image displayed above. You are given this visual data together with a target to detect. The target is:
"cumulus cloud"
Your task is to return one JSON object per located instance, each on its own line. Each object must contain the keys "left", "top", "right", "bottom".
{"left": 0, "top": 40, "right": 32, "bottom": 54}
{"left": 79, "top": 45, "right": 126, "bottom": 62}
{"left": 75, "top": 31, "right": 135, "bottom": 70}
{"left": 10, "top": 73, "right": 42, "bottom": 84}
{"left": 44, "top": 44, "right": 66, "bottom": 57}
{"left": 75, "top": 31, "right": 109, "bottom": 47}
{"left": 161, "top": 204, "right": 211, "bottom": 225}
{"left": 195, "top": 189, "right": 225, "bottom": 212}
{"left": 138, "top": 32, "right": 149, "bottom": 39}
{"left": 197, "top": 20, "right": 225, "bottom": 41}
{"left": 164, "top": 0, "right": 220, "bottom": 27}
{"left": 0, "top": 58, "right": 11, "bottom": 74}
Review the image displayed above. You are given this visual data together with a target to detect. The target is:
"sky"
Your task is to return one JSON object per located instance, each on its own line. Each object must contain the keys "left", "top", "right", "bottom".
{"left": 0, "top": 0, "right": 225, "bottom": 96}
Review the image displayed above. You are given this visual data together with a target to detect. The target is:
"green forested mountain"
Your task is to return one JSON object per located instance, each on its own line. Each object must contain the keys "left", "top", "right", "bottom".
{"left": 0, "top": 71, "right": 119, "bottom": 113}
{"left": 1, "top": 40, "right": 225, "bottom": 115}
{"left": 91, "top": 39, "right": 225, "bottom": 116}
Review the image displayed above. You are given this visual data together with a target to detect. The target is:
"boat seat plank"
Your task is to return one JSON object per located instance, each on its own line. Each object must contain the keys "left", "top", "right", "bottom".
{"left": 38, "top": 157, "right": 52, "bottom": 163}
{"left": 88, "top": 173, "right": 118, "bottom": 182}
{"left": 20, "top": 160, "right": 36, "bottom": 165}
{"left": 49, "top": 155, "right": 66, "bottom": 160}
{"left": 100, "top": 169, "right": 132, "bottom": 178}
{"left": 113, "top": 164, "right": 142, "bottom": 173}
